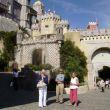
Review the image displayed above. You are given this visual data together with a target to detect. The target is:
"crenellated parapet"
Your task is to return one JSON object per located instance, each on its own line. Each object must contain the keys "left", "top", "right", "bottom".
{"left": 67, "top": 28, "right": 79, "bottom": 32}
{"left": 81, "top": 29, "right": 110, "bottom": 36}
{"left": 59, "top": 20, "right": 69, "bottom": 25}
{"left": 80, "top": 29, "right": 110, "bottom": 41}
{"left": 41, "top": 10, "right": 61, "bottom": 22}
{"left": 88, "top": 22, "right": 97, "bottom": 25}
{"left": 57, "top": 20, "right": 69, "bottom": 27}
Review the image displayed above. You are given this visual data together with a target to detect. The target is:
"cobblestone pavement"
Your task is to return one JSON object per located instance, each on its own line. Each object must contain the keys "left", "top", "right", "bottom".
{"left": 0, "top": 73, "right": 110, "bottom": 110}
{"left": 1, "top": 89, "right": 110, "bottom": 110}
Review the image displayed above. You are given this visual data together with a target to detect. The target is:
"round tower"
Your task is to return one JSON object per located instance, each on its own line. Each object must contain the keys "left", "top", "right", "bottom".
{"left": 33, "top": 0, "right": 44, "bottom": 22}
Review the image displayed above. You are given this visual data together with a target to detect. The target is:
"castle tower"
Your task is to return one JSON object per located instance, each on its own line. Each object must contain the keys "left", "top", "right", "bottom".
{"left": 18, "top": 0, "right": 31, "bottom": 28}
{"left": 87, "top": 21, "right": 98, "bottom": 30}
{"left": 33, "top": 0, "right": 44, "bottom": 22}
{"left": 41, "top": 10, "right": 61, "bottom": 35}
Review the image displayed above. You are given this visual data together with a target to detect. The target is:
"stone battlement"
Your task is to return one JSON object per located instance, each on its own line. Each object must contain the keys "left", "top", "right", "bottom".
{"left": 82, "top": 35, "right": 110, "bottom": 41}
{"left": 80, "top": 29, "right": 110, "bottom": 36}
{"left": 88, "top": 22, "right": 97, "bottom": 25}
{"left": 59, "top": 20, "right": 69, "bottom": 25}
{"left": 41, "top": 11, "right": 60, "bottom": 21}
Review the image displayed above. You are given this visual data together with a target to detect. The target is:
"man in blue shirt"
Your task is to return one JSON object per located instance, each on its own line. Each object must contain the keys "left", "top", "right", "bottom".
{"left": 55, "top": 68, "right": 65, "bottom": 104}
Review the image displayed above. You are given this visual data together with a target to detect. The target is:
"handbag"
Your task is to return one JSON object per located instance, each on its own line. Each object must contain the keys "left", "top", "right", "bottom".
{"left": 37, "top": 80, "right": 46, "bottom": 88}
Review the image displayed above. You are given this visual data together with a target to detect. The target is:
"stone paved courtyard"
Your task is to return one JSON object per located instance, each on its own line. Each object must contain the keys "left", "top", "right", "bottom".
{"left": 1, "top": 89, "right": 110, "bottom": 110}
{"left": 0, "top": 73, "right": 110, "bottom": 110}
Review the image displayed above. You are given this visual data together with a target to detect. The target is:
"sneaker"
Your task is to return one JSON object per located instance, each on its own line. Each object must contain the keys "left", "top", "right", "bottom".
{"left": 56, "top": 101, "right": 59, "bottom": 103}
{"left": 74, "top": 103, "right": 78, "bottom": 107}
{"left": 59, "top": 101, "right": 63, "bottom": 104}
{"left": 39, "top": 106, "right": 43, "bottom": 108}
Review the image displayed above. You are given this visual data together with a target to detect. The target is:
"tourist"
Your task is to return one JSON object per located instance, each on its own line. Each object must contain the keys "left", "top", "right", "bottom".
{"left": 105, "top": 79, "right": 109, "bottom": 89}
{"left": 96, "top": 80, "right": 100, "bottom": 89}
{"left": 68, "top": 72, "right": 79, "bottom": 107}
{"left": 99, "top": 79, "right": 105, "bottom": 92}
{"left": 37, "top": 69, "right": 48, "bottom": 108}
{"left": 13, "top": 69, "right": 19, "bottom": 91}
{"left": 55, "top": 68, "right": 65, "bottom": 104}
{"left": 109, "top": 79, "right": 110, "bottom": 88}
{"left": 12, "top": 60, "right": 18, "bottom": 72}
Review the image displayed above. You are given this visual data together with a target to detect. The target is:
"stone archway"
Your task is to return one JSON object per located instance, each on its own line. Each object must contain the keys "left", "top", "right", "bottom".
{"left": 32, "top": 49, "right": 42, "bottom": 65}
{"left": 91, "top": 47, "right": 110, "bottom": 87}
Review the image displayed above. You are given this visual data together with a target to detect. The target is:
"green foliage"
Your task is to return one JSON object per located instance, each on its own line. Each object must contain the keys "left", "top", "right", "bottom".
{"left": 25, "top": 64, "right": 40, "bottom": 71}
{"left": 39, "top": 64, "right": 53, "bottom": 70}
{"left": 0, "top": 31, "right": 17, "bottom": 71}
{"left": 0, "top": 57, "right": 8, "bottom": 71}
{"left": 60, "top": 40, "right": 87, "bottom": 82}
{"left": 0, "top": 31, "right": 17, "bottom": 60}
{"left": 19, "top": 26, "right": 30, "bottom": 39}
{"left": 25, "top": 63, "right": 53, "bottom": 71}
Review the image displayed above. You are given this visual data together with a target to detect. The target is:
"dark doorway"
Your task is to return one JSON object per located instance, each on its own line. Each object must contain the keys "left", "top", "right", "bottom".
{"left": 98, "top": 66, "right": 110, "bottom": 80}
{"left": 32, "top": 49, "right": 42, "bottom": 65}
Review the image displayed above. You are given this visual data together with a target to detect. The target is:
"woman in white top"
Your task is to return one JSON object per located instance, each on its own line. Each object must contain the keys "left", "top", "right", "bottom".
{"left": 37, "top": 69, "right": 48, "bottom": 108}
{"left": 69, "top": 72, "right": 79, "bottom": 106}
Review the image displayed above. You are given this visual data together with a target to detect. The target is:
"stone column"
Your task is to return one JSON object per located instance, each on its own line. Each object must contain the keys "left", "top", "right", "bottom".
{"left": 87, "top": 59, "right": 94, "bottom": 89}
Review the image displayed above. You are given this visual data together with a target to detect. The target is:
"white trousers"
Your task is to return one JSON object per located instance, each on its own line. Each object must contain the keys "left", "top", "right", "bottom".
{"left": 39, "top": 86, "right": 47, "bottom": 107}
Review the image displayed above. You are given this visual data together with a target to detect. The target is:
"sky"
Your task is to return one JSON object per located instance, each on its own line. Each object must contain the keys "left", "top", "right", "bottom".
{"left": 31, "top": 0, "right": 110, "bottom": 29}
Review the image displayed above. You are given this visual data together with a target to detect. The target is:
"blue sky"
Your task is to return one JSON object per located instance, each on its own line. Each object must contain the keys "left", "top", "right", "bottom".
{"left": 31, "top": 0, "right": 110, "bottom": 29}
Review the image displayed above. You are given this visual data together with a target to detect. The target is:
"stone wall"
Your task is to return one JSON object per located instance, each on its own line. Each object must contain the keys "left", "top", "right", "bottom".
{"left": 15, "top": 35, "right": 61, "bottom": 69}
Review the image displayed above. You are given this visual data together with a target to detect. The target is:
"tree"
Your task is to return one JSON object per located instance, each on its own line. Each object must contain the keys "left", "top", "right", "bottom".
{"left": 19, "top": 25, "right": 30, "bottom": 40}
{"left": 0, "top": 31, "right": 17, "bottom": 71}
{"left": 60, "top": 40, "right": 87, "bottom": 82}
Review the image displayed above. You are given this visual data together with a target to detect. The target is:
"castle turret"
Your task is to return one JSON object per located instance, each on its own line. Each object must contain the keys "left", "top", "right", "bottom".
{"left": 41, "top": 10, "right": 61, "bottom": 35}
{"left": 58, "top": 20, "right": 69, "bottom": 34}
{"left": 87, "top": 22, "right": 98, "bottom": 30}
{"left": 33, "top": 0, "right": 44, "bottom": 22}
{"left": 18, "top": 0, "right": 37, "bottom": 29}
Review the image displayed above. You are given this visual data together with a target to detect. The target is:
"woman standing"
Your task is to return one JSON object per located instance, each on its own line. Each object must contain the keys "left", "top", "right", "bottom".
{"left": 69, "top": 72, "right": 79, "bottom": 107}
{"left": 37, "top": 69, "right": 48, "bottom": 108}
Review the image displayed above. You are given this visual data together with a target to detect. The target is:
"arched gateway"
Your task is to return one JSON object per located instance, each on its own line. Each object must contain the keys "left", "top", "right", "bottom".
{"left": 86, "top": 45, "right": 110, "bottom": 89}
{"left": 91, "top": 48, "right": 110, "bottom": 85}
{"left": 32, "top": 49, "right": 42, "bottom": 65}
{"left": 80, "top": 30, "right": 110, "bottom": 89}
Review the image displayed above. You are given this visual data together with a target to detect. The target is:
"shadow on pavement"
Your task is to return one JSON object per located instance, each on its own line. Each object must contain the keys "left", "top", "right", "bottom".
{"left": 0, "top": 73, "right": 69, "bottom": 109}
{"left": 0, "top": 73, "right": 38, "bottom": 109}
{"left": 47, "top": 98, "right": 69, "bottom": 105}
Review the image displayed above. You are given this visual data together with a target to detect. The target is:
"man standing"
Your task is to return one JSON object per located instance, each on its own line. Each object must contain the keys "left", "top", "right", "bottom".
{"left": 55, "top": 68, "right": 65, "bottom": 104}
